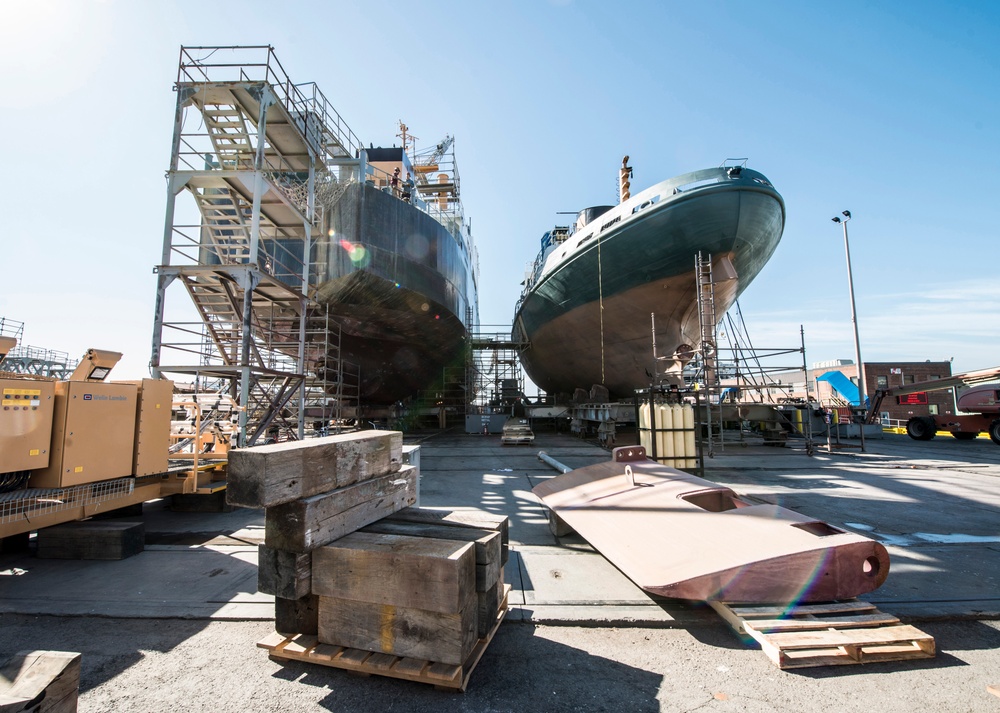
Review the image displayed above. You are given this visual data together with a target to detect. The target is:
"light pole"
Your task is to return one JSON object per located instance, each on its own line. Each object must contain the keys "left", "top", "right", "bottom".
{"left": 832, "top": 210, "right": 866, "bottom": 451}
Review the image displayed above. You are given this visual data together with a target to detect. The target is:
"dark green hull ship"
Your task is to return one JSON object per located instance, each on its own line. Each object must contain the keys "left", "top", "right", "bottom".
{"left": 513, "top": 166, "right": 785, "bottom": 399}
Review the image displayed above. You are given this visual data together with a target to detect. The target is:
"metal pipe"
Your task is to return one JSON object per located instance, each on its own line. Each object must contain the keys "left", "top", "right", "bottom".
{"left": 537, "top": 451, "right": 573, "bottom": 474}
{"left": 839, "top": 213, "right": 866, "bottom": 452}
{"left": 841, "top": 221, "right": 866, "bottom": 406}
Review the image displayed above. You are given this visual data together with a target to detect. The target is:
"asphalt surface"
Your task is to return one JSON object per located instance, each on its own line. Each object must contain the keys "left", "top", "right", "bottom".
{"left": 2, "top": 428, "right": 999, "bottom": 711}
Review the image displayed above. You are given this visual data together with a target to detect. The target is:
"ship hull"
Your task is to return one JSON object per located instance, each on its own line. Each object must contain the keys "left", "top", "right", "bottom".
{"left": 514, "top": 168, "right": 784, "bottom": 398}
{"left": 316, "top": 182, "right": 477, "bottom": 404}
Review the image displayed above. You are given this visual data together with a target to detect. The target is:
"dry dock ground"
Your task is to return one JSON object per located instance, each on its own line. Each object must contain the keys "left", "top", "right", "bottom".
{"left": 2, "top": 430, "right": 999, "bottom": 712}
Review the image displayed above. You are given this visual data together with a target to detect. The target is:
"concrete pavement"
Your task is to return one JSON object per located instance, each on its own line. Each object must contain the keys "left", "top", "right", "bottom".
{"left": 2, "top": 429, "right": 998, "bottom": 626}
{"left": 4, "top": 428, "right": 1000, "bottom": 712}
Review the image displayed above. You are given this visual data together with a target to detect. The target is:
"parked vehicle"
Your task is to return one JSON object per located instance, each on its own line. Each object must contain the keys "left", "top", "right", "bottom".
{"left": 903, "top": 383, "right": 1000, "bottom": 444}
{"left": 864, "top": 367, "right": 1000, "bottom": 445}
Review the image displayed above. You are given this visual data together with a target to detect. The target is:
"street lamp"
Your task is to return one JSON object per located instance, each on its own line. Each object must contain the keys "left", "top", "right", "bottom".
{"left": 832, "top": 210, "right": 867, "bottom": 451}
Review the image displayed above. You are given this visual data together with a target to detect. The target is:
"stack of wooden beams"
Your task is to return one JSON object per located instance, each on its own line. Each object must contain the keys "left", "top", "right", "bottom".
{"left": 227, "top": 432, "right": 509, "bottom": 679}
{"left": 228, "top": 431, "right": 413, "bottom": 633}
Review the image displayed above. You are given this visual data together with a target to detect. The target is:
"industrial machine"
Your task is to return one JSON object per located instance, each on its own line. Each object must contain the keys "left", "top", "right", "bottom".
{"left": 0, "top": 345, "right": 174, "bottom": 538}
{"left": 864, "top": 366, "right": 1000, "bottom": 444}
{"left": 1, "top": 336, "right": 56, "bottom": 491}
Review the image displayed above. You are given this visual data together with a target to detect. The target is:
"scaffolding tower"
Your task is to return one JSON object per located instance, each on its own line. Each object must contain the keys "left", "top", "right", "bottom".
{"left": 150, "top": 46, "right": 362, "bottom": 446}
{"left": 468, "top": 331, "right": 529, "bottom": 410}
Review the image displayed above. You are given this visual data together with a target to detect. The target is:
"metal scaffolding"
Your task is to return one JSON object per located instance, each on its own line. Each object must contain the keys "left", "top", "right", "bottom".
{"left": 0, "top": 317, "right": 78, "bottom": 378}
{"left": 469, "top": 330, "right": 529, "bottom": 410}
{"left": 150, "top": 46, "right": 361, "bottom": 446}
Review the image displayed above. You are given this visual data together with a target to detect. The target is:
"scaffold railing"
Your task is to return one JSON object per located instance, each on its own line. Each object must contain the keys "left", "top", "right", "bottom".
{"left": 177, "top": 45, "right": 362, "bottom": 163}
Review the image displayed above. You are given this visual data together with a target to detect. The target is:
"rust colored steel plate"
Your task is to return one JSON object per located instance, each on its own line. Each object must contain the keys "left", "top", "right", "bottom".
{"left": 532, "top": 446, "right": 889, "bottom": 603}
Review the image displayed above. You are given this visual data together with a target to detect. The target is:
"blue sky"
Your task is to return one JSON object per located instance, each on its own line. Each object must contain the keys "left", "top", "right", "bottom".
{"left": 2, "top": 1, "right": 998, "bottom": 382}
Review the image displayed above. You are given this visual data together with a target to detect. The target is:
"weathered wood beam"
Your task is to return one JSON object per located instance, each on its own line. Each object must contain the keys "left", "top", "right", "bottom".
{"left": 360, "top": 520, "right": 500, "bottom": 592}
{"left": 257, "top": 545, "right": 311, "bottom": 600}
{"left": 228, "top": 431, "right": 403, "bottom": 508}
{"left": 383, "top": 507, "right": 509, "bottom": 566}
{"left": 0, "top": 650, "right": 81, "bottom": 713}
{"left": 311, "top": 532, "right": 475, "bottom": 614}
{"left": 317, "top": 595, "right": 477, "bottom": 666}
{"left": 263, "top": 465, "right": 416, "bottom": 552}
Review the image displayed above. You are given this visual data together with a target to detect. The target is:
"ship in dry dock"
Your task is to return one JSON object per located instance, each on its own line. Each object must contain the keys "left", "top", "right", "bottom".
{"left": 151, "top": 47, "right": 479, "bottom": 441}
{"left": 513, "top": 160, "right": 784, "bottom": 399}
{"left": 313, "top": 139, "right": 479, "bottom": 404}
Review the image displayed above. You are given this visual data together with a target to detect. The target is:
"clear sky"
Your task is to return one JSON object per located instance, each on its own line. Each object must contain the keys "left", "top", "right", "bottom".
{"left": 2, "top": 0, "right": 998, "bottom": 383}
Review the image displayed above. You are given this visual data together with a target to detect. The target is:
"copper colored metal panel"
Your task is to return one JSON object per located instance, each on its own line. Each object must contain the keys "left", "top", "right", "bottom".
{"left": 532, "top": 446, "right": 889, "bottom": 603}
{"left": 29, "top": 381, "right": 138, "bottom": 488}
{"left": 125, "top": 378, "right": 173, "bottom": 477}
{"left": 0, "top": 377, "right": 56, "bottom": 473}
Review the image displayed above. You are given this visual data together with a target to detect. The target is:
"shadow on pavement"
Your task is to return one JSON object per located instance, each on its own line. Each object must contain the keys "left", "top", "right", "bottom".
{"left": 269, "top": 622, "right": 665, "bottom": 712}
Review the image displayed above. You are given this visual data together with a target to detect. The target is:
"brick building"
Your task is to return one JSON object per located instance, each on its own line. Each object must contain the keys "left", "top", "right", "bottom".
{"left": 860, "top": 361, "right": 954, "bottom": 423}
{"left": 752, "top": 359, "right": 956, "bottom": 424}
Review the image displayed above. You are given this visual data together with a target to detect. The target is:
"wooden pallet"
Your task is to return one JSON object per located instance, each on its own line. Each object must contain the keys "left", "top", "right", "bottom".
{"left": 258, "top": 585, "right": 510, "bottom": 692}
{"left": 710, "top": 599, "right": 936, "bottom": 669}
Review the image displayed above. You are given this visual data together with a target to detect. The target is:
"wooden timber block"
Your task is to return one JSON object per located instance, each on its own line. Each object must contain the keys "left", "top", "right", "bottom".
{"left": 264, "top": 465, "right": 417, "bottom": 553}
{"left": 547, "top": 510, "right": 574, "bottom": 537}
{"left": 711, "top": 600, "right": 936, "bottom": 669}
{"left": 385, "top": 507, "right": 509, "bottom": 565}
{"left": 317, "top": 593, "right": 478, "bottom": 666}
{"left": 261, "top": 585, "right": 511, "bottom": 692}
{"left": 360, "top": 519, "right": 501, "bottom": 592}
{"left": 36, "top": 521, "right": 144, "bottom": 561}
{"left": 311, "top": 532, "right": 476, "bottom": 614}
{"left": 275, "top": 594, "right": 319, "bottom": 636}
{"left": 257, "top": 545, "right": 311, "bottom": 600}
{"left": 0, "top": 650, "right": 81, "bottom": 713}
{"left": 228, "top": 431, "right": 403, "bottom": 509}
{"left": 477, "top": 572, "right": 505, "bottom": 639}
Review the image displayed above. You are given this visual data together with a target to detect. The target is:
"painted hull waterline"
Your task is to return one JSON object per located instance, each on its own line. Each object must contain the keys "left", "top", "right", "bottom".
{"left": 532, "top": 447, "right": 890, "bottom": 603}
{"left": 514, "top": 166, "right": 784, "bottom": 399}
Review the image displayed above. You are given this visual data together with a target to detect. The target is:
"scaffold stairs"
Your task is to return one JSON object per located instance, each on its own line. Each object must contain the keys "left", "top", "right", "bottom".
{"left": 202, "top": 102, "right": 256, "bottom": 170}
{"left": 181, "top": 274, "right": 246, "bottom": 365}
{"left": 191, "top": 188, "right": 254, "bottom": 265}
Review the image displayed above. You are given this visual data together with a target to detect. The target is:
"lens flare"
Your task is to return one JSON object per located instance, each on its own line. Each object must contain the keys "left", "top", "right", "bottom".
{"left": 338, "top": 239, "right": 369, "bottom": 266}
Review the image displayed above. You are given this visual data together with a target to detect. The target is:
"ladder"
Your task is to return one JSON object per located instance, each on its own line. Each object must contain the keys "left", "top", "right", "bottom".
{"left": 696, "top": 253, "right": 720, "bottom": 455}
{"left": 696, "top": 252, "right": 718, "bottom": 385}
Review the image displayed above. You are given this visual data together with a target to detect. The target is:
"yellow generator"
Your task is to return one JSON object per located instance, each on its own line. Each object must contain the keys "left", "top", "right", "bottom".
{"left": 0, "top": 346, "right": 172, "bottom": 490}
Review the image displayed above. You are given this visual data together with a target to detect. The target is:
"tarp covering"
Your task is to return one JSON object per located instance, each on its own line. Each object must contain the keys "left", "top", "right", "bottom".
{"left": 817, "top": 371, "right": 868, "bottom": 407}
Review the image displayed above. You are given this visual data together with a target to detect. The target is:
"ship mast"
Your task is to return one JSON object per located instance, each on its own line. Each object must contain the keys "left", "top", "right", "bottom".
{"left": 619, "top": 155, "right": 632, "bottom": 203}
{"left": 397, "top": 120, "right": 417, "bottom": 159}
